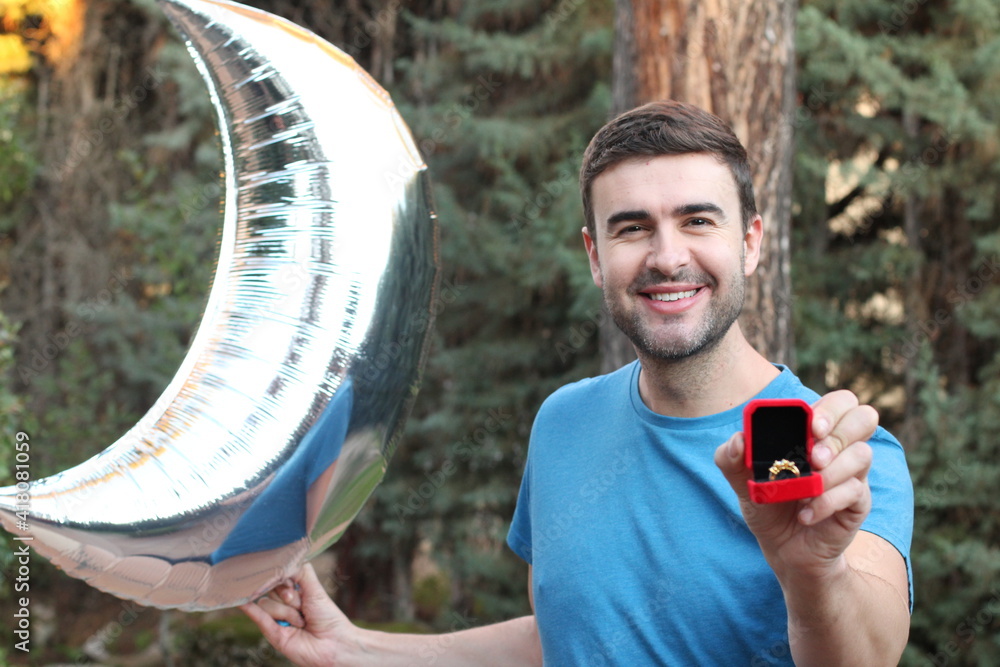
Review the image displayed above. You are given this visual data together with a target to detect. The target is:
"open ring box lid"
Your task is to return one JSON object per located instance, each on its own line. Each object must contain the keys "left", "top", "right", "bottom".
{"left": 744, "top": 399, "right": 824, "bottom": 504}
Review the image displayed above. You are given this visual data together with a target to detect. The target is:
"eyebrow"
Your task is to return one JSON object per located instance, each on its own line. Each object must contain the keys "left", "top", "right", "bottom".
{"left": 606, "top": 209, "right": 652, "bottom": 226}
{"left": 674, "top": 202, "right": 725, "bottom": 218}
{"left": 605, "top": 202, "right": 726, "bottom": 227}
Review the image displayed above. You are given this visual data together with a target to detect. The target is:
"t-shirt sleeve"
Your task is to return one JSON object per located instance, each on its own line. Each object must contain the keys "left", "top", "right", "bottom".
{"left": 507, "top": 455, "right": 533, "bottom": 564}
{"left": 859, "top": 425, "right": 915, "bottom": 610}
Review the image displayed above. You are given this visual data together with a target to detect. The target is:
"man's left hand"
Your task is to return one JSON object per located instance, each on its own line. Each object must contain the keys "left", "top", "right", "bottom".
{"left": 714, "top": 390, "right": 877, "bottom": 579}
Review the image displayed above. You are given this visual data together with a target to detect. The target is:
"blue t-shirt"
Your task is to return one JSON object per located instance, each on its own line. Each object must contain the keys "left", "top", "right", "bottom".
{"left": 507, "top": 361, "right": 913, "bottom": 666}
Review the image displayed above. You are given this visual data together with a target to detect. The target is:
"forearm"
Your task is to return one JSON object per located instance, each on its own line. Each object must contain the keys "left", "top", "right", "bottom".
{"left": 780, "top": 562, "right": 909, "bottom": 666}
{"left": 343, "top": 615, "right": 542, "bottom": 667}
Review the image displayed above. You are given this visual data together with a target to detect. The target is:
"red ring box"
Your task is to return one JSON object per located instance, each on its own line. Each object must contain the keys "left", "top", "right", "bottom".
{"left": 744, "top": 399, "right": 824, "bottom": 504}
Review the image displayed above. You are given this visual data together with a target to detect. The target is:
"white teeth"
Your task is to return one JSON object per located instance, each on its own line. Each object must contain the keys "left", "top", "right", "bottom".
{"left": 649, "top": 289, "right": 698, "bottom": 302}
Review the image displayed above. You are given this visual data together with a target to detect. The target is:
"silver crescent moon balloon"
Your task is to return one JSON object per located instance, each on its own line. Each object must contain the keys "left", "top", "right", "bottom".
{"left": 0, "top": 0, "right": 438, "bottom": 610}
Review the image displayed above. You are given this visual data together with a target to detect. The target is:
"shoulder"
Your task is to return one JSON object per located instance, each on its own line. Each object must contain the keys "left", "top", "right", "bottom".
{"left": 869, "top": 423, "right": 905, "bottom": 456}
{"left": 537, "top": 361, "right": 637, "bottom": 418}
{"left": 764, "top": 365, "right": 823, "bottom": 403}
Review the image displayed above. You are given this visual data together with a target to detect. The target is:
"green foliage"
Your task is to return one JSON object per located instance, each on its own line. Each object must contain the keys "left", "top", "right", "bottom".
{"left": 794, "top": 1, "right": 1000, "bottom": 662}
{"left": 0, "top": 4, "right": 222, "bottom": 653}
{"left": 15, "top": 34, "right": 222, "bottom": 479}
{"left": 337, "top": 0, "right": 613, "bottom": 625}
{"left": 413, "top": 571, "right": 451, "bottom": 622}
{"left": 0, "top": 80, "right": 37, "bottom": 228}
{"left": 0, "top": 310, "right": 25, "bottom": 485}
{"left": 0, "top": 80, "right": 32, "bottom": 492}
{"left": 903, "top": 347, "right": 1000, "bottom": 666}
{"left": 172, "top": 613, "right": 293, "bottom": 666}
{"left": 4, "top": 0, "right": 612, "bottom": 641}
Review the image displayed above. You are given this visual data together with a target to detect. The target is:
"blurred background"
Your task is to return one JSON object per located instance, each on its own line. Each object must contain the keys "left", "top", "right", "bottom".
{"left": 0, "top": 0, "right": 998, "bottom": 664}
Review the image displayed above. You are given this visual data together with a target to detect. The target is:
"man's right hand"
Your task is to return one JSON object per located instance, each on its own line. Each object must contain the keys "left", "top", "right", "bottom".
{"left": 242, "top": 563, "right": 542, "bottom": 667}
{"left": 241, "top": 563, "right": 356, "bottom": 667}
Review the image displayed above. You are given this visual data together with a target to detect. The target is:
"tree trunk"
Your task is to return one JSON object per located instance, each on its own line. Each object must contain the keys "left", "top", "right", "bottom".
{"left": 6, "top": 1, "right": 173, "bottom": 397}
{"left": 606, "top": 0, "right": 797, "bottom": 370}
{"left": 900, "top": 107, "right": 924, "bottom": 450}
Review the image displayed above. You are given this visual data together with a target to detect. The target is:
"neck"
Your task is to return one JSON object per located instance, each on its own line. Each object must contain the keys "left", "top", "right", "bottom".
{"left": 635, "top": 324, "right": 779, "bottom": 418}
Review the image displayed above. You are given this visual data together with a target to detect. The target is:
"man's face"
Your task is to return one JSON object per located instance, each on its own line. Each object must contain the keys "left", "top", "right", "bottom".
{"left": 583, "top": 153, "right": 762, "bottom": 362}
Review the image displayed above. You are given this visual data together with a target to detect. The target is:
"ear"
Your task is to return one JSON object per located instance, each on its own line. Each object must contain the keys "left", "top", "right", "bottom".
{"left": 743, "top": 215, "right": 763, "bottom": 277}
{"left": 582, "top": 226, "right": 603, "bottom": 288}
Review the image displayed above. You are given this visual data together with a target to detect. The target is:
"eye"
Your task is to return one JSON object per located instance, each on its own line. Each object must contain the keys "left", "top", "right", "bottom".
{"left": 686, "top": 217, "right": 713, "bottom": 227}
{"left": 614, "top": 224, "right": 646, "bottom": 236}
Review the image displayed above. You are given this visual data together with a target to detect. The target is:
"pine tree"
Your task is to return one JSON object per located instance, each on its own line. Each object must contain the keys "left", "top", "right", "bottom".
{"left": 333, "top": 0, "right": 616, "bottom": 625}
{"left": 793, "top": 2, "right": 1000, "bottom": 663}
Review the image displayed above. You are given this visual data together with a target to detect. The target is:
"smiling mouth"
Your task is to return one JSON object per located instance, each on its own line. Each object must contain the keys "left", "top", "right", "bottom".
{"left": 646, "top": 289, "right": 700, "bottom": 302}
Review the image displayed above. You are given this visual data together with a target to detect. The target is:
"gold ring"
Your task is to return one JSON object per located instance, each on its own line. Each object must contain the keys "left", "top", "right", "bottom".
{"left": 768, "top": 459, "right": 800, "bottom": 481}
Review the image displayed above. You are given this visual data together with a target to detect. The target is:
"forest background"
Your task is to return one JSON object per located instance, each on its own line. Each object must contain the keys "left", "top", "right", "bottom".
{"left": 0, "top": 0, "right": 999, "bottom": 665}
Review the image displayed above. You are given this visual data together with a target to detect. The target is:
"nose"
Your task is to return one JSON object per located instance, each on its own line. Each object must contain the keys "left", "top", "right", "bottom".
{"left": 645, "top": 226, "right": 690, "bottom": 277}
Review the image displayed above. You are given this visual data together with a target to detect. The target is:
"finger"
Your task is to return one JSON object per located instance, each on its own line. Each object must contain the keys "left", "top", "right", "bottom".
{"left": 813, "top": 404, "right": 879, "bottom": 467}
{"left": 297, "top": 564, "right": 340, "bottom": 624}
{"left": 272, "top": 579, "right": 302, "bottom": 609}
{"left": 798, "top": 476, "right": 870, "bottom": 527}
{"left": 811, "top": 390, "right": 859, "bottom": 440}
{"left": 255, "top": 595, "right": 306, "bottom": 628}
{"left": 818, "top": 441, "right": 873, "bottom": 489}
{"left": 714, "top": 432, "right": 751, "bottom": 497}
{"left": 241, "top": 600, "right": 300, "bottom": 645}
{"left": 297, "top": 562, "right": 324, "bottom": 597}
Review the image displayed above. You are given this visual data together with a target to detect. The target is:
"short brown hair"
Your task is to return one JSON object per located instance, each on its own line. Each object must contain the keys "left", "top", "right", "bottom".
{"left": 580, "top": 100, "right": 757, "bottom": 236}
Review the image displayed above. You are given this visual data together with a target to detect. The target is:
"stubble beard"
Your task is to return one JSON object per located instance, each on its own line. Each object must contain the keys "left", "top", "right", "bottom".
{"left": 604, "top": 259, "right": 747, "bottom": 363}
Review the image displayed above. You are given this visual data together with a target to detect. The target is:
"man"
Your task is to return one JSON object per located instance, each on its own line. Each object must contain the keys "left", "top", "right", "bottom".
{"left": 242, "top": 100, "right": 913, "bottom": 666}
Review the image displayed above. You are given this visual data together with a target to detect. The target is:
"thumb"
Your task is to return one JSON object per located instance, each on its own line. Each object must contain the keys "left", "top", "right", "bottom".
{"left": 714, "top": 431, "right": 752, "bottom": 503}
{"left": 297, "top": 563, "right": 348, "bottom": 633}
